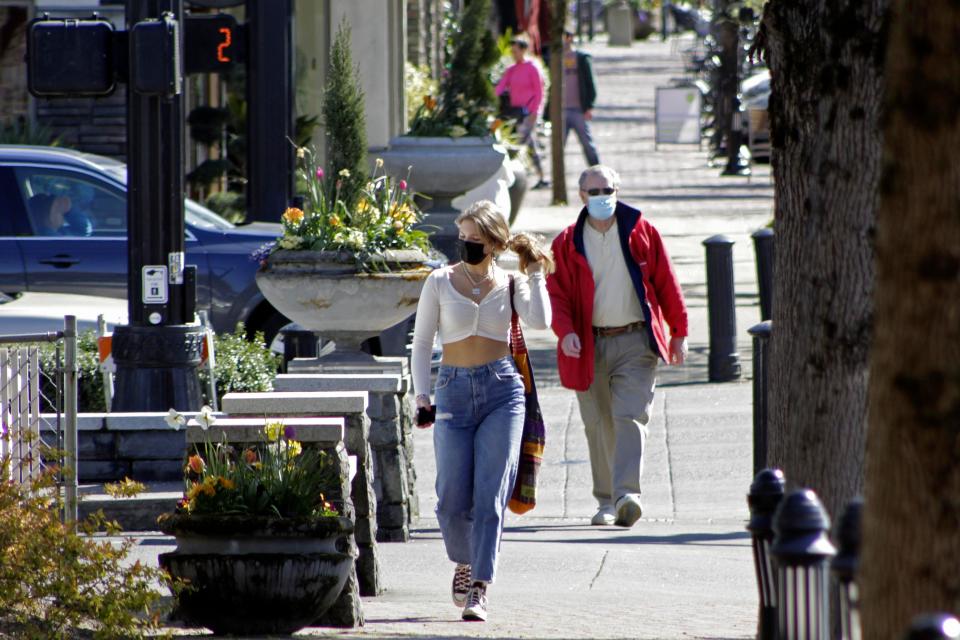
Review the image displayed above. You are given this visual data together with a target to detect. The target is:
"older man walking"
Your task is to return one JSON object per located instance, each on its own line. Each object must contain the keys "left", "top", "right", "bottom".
{"left": 547, "top": 165, "right": 688, "bottom": 527}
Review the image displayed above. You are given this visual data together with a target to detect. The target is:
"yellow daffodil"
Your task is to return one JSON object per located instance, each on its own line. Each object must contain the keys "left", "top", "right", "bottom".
{"left": 219, "top": 477, "right": 236, "bottom": 490}
{"left": 329, "top": 214, "right": 341, "bottom": 227}
{"left": 393, "top": 220, "right": 404, "bottom": 230}
{"left": 285, "top": 440, "right": 303, "bottom": 458}
{"left": 264, "top": 422, "right": 284, "bottom": 442}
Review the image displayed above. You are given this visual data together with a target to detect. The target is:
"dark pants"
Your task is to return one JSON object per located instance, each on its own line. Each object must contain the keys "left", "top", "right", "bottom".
{"left": 563, "top": 108, "right": 601, "bottom": 167}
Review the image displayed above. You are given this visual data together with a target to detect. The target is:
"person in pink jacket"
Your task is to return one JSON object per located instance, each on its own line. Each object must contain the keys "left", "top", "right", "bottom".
{"left": 495, "top": 33, "right": 548, "bottom": 189}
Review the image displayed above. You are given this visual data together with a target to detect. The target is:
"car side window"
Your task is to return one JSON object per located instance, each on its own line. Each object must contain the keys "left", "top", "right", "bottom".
{"left": 14, "top": 168, "right": 126, "bottom": 237}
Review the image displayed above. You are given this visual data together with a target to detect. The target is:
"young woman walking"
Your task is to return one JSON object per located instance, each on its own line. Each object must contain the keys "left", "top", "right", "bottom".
{"left": 410, "top": 200, "right": 553, "bottom": 621}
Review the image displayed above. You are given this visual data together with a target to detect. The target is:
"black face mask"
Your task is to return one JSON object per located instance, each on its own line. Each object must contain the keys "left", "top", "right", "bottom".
{"left": 458, "top": 239, "right": 487, "bottom": 265}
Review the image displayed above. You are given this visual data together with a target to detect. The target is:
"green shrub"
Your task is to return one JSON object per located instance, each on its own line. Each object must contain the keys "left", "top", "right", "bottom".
{"left": 199, "top": 324, "right": 281, "bottom": 407}
{"left": 37, "top": 331, "right": 107, "bottom": 414}
{"left": 0, "top": 459, "right": 173, "bottom": 638}
{"left": 322, "top": 17, "right": 368, "bottom": 209}
{"left": 36, "top": 327, "right": 278, "bottom": 413}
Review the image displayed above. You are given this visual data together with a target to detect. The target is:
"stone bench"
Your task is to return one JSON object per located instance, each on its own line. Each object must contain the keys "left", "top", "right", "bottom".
{"left": 220, "top": 391, "right": 382, "bottom": 598}
{"left": 183, "top": 415, "right": 363, "bottom": 628}
{"left": 274, "top": 373, "right": 418, "bottom": 542}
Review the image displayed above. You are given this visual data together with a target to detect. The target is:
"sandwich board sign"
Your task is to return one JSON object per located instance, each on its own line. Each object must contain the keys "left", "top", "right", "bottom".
{"left": 655, "top": 85, "right": 702, "bottom": 148}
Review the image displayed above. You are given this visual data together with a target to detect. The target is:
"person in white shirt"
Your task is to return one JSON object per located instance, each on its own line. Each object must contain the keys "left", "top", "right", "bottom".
{"left": 410, "top": 200, "right": 552, "bottom": 622}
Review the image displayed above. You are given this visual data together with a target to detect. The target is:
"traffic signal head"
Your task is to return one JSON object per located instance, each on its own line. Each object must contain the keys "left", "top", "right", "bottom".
{"left": 27, "top": 15, "right": 116, "bottom": 97}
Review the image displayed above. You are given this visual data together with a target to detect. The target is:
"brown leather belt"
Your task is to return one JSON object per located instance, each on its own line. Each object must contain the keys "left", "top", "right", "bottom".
{"left": 592, "top": 321, "right": 645, "bottom": 337}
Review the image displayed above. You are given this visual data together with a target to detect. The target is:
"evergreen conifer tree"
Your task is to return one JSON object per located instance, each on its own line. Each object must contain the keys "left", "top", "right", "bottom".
{"left": 322, "top": 18, "right": 367, "bottom": 207}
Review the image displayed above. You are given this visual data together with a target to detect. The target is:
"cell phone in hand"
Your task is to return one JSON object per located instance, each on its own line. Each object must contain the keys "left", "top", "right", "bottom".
{"left": 416, "top": 405, "right": 436, "bottom": 426}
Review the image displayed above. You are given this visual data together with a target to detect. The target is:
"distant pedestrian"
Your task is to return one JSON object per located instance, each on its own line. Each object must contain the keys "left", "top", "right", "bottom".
{"left": 546, "top": 166, "right": 688, "bottom": 528}
{"left": 495, "top": 33, "right": 549, "bottom": 189}
{"left": 561, "top": 28, "right": 600, "bottom": 166}
{"left": 410, "top": 200, "right": 553, "bottom": 621}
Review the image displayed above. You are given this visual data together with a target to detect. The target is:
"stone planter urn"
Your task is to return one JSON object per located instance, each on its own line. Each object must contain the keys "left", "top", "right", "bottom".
{"left": 380, "top": 135, "right": 506, "bottom": 260}
{"left": 158, "top": 514, "right": 355, "bottom": 635}
{"left": 255, "top": 248, "right": 432, "bottom": 363}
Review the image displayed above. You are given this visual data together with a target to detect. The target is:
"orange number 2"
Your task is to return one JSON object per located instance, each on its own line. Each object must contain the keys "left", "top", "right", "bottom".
{"left": 217, "top": 27, "right": 232, "bottom": 63}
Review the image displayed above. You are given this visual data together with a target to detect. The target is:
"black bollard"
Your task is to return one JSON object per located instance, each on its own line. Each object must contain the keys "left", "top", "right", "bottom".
{"left": 748, "top": 320, "right": 772, "bottom": 474}
{"left": 831, "top": 498, "right": 863, "bottom": 640}
{"left": 752, "top": 227, "right": 774, "bottom": 321}
{"left": 747, "top": 468, "right": 786, "bottom": 640}
{"left": 771, "top": 489, "right": 837, "bottom": 640}
{"left": 903, "top": 614, "right": 960, "bottom": 640}
{"left": 280, "top": 324, "right": 319, "bottom": 373}
{"left": 703, "top": 235, "right": 741, "bottom": 381}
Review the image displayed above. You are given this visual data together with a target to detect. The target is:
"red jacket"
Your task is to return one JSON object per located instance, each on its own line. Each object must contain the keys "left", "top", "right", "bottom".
{"left": 547, "top": 203, "right": 688, "bottom": 391}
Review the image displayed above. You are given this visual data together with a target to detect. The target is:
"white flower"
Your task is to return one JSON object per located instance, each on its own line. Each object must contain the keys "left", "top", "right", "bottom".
{"left": 456, "top": 108, "right": 466, "bottom": 118}
{"left": 278, "top": 236, "right": 301, "bottom": 249}
{"left": 375, "top": 158, "right": 384, "bottom": 168}
{"left": 296, "top": 147, "right": 306, "bottom": 159}
{"left": 343, "top": 229, "right": 366, "bottom": 251}
{"left": 164, "top": 408, "right": 185, "bottom": 431}
{"left": 449, "top": 125, "right": 468, "bottom": 138}
{"left": 197, "top": 405, "right": 217, "bottom": 431}
{"left": 338, "top": 168, "right": 351, "bottom": 178}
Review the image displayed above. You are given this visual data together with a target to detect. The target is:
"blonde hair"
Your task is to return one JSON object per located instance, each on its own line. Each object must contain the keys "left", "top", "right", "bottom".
{"left": 456, "top": 200, "right": 555, "bottom": 274}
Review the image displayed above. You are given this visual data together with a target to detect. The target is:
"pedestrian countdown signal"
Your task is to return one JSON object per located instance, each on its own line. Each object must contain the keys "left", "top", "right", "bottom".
{"left": 183, "top": 13, "right": 243, "bottom": 74}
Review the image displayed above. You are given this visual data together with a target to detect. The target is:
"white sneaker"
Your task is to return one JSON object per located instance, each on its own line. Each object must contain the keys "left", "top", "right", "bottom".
{"left": 451, "top": 563, "right": 471, "bottom": 608}
{"left": 462, "top": 582, "right": 488, "bottom": 621}
{"left": 615, "top": 494, "right": 643, "bottom": 527}
{"left": 591, "top": 505, "right": 616, "bottom": 526}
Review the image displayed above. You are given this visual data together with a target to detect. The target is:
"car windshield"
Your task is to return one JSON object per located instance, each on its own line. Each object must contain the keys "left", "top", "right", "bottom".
{"left": 97, "top": 163, "right": 235, "bottom": 231}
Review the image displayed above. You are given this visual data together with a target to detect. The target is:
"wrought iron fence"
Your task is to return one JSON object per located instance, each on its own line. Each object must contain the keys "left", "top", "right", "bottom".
{"left": 0, "top": 316, "right": 78, "bottom": 522}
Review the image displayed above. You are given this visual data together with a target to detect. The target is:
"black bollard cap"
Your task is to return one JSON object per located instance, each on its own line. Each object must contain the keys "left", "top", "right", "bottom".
{"left": 903, "top": 614, "right": 960, "bottom": 640}
{"left": 703, "top": 234, "right": 735, "bottom": 247}
{"left": 747, "top": 321, "right": 772, "bottom": 338}
{"left": 771, "top": 489, "right": 836, "bottom": 564}
{"left": 830, "top": 497, "right": 863, "bottom": 581}
{"left": 751, "top": 227, "right": 774, "bottom": 239}
{"left": 747, "top": 468, "right": 785, "bottom": 535}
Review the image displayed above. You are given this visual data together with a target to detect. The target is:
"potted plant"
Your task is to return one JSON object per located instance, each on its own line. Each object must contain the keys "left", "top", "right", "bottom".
{"left": 253, "top": 19, "right": 434, "bottom": 362}
{"left": 158, "top": 421, "right": 355, "bottom": 635}
{"left": 380, "top": 0, "right": 507, "bottom": 259}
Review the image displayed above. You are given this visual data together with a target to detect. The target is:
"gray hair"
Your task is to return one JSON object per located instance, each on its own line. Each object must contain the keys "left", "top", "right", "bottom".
{"left": 578, "top": 165, "right": 621, "bottom": 191}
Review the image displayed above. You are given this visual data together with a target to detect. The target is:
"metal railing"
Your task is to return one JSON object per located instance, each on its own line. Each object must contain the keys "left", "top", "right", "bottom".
{"left": 0, "top": 316, "right": 78, "bottom": 523}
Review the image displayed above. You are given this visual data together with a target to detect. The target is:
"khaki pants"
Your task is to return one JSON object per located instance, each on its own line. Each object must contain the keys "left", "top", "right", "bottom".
{"left": 576, "top": 330, "right": 658, "bottom": 508}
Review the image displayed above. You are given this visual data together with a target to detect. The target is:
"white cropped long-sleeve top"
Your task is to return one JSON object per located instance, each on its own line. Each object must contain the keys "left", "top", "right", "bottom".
{"left": 410, "top": 266, "right": 551, "bottom": 398}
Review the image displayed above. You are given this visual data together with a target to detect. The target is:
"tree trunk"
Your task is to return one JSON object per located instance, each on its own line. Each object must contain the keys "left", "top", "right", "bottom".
{"left": 860, "top": 2, "right": 960, "bottom": 636}
{"left": 762, "top": 0, "right": 887, "bottom": 518}
{"left": 548, "top": 0, "right": 567, "bottom": 204}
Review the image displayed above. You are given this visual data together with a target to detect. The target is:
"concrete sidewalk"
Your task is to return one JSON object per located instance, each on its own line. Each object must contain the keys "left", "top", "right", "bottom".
{"left": 120, "top": 33, "right": 771, "bottom": 639}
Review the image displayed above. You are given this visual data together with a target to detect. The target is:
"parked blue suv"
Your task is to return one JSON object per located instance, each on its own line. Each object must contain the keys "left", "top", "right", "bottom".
{"left": 0, "top": 145, "right": 290, "bottom": 342}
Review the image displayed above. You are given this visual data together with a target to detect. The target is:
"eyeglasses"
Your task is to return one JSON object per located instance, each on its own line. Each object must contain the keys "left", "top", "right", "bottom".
{"left": 585, "top": 187, "right": 615, "bottom": 196}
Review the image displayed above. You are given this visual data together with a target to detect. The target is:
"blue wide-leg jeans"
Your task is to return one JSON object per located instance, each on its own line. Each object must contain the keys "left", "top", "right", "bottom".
{"left": 433, "top": 355, "right": 525, "bottom": 583}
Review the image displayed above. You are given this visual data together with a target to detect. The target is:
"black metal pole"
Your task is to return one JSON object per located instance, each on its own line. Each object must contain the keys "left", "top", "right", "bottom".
{"left": 771, "top": 489, "right": 836, "bottom": 640}
{"left": 113, "top": 0, "right": 203, "bottom": 412}
{"left": 703, "top": 234, "right": 741, "bottom": 382}
{"left": 718, "top": 12, "right": 749, "bottom": 177}
{"left": 752, "top": 227, "right": 774, "bottom": 321}
{"left": 831, "top": 498, "right": 863, "bottom": 640}
{"left": 245, "top": 0, "right": 295, "bottom": 223}
{"left": 747, "top": 468, "right": 786, "bottom": 640}
{"left": 748, "top": 320, "right": 771, "bottom": 474}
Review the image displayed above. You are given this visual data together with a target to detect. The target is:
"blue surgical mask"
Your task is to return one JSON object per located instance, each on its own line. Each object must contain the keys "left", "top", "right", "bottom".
{"left": 587, "top": 194, "right": 617, "bottom": 220}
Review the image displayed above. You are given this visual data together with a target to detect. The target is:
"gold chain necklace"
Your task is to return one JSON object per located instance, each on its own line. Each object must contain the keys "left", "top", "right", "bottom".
{"left": 461, "top": 263, "right": 493, "bottom": 295}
